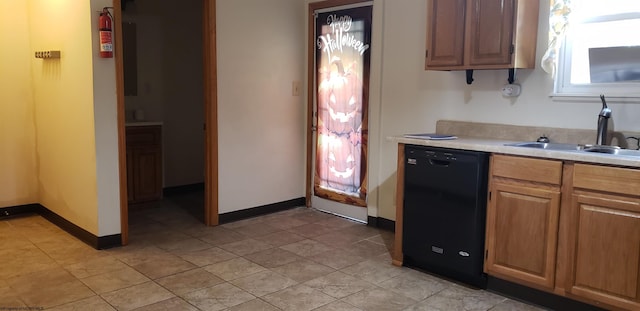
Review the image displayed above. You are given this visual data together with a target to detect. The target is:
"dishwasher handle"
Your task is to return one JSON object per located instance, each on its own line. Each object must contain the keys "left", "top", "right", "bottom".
{"left": 429, "top": 159, "right": 450, "bottom": 167}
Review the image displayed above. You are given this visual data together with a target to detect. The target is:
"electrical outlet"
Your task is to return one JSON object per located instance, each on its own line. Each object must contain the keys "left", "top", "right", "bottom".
{"left": 292, "top": 81, "right": 301, "bottom": 96}
{"left": 501, "top": 83, "right": 521, "bottom": 97}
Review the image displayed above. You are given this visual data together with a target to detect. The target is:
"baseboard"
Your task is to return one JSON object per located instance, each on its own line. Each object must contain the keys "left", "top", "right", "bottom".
{"left": 367, "top": 216, "right": 395, "bottom": 232}
{"left": 219, "top": 197, "right": 305, "bottom": 224}
{"left": 487, "top": 277, "right": 607, "bottom": 311}
{"left": 163, "top": 182, "right": 205, "bottom": 196}
{"left": 0, "top": 204, "right": 40, "bottom": 219}
{"left": 96, "top": 234, "right": 123, "bottom": 249}
{"left": 1, "top": 204, "right": 121, "bottom": 250}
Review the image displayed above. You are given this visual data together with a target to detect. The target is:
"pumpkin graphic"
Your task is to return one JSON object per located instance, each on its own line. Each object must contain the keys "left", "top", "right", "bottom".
{"left": 317, "top": 57, "right": 362, "bottom": 135}
{"left": 316, "top": 127, "right": 362, "bottom": 194}
{"left": 316, "top": 56, "right": 364, "bottom": 195}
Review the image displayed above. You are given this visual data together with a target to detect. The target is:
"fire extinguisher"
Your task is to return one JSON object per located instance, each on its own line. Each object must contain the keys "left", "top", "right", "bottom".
{"left": 99, "top": 8, "right": 113, "bottom": 58}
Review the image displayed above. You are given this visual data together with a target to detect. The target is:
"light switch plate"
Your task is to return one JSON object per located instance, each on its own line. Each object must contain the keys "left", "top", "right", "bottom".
{"left": 292, "top": 81, "right": 301, "bottom": 96}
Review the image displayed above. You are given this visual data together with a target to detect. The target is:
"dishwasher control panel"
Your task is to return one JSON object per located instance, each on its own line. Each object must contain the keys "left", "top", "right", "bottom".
{"left": 406, "top": 149, "right": 464, "bottom": 165}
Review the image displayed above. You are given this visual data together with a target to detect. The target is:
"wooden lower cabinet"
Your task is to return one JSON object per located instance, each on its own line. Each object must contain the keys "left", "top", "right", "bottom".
{"left": 126, "top": 125, "right": 162, "bottom": 204}
{"left": 485, "top": 155, "right": 562, "bottom": 290}
{"left": 130, "top": 148, "right": 162, "bottom": 202}
{"left": 565, "top": 164, "right": 640, "bottom": 310}
{"left": 485, "top": 158, "right": 640, "bottom": 310}
{"left": 485, "top": 182, "right": 560, "bottom": 289}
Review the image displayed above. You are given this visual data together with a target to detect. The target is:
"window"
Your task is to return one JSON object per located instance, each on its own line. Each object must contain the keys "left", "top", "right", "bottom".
{"left": 553, "top": 0, "right": 640, "bottom": 98}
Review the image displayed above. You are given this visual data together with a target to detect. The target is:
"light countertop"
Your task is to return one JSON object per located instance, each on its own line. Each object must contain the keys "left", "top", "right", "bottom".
{"left": 390, "top": 135, "right": 640, "bottom": 168}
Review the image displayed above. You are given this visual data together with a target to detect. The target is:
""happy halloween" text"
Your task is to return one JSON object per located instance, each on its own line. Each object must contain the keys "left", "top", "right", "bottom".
{"left": 317, "top": 14, "right": 369, "bottom": 60}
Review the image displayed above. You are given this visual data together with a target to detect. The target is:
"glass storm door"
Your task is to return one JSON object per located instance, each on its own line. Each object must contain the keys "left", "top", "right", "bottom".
{"left": 312, "top": 3, "right": 372, "bottom": 221}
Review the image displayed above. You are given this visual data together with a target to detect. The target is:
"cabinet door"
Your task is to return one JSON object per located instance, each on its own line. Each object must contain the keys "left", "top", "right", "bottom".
{"left": 425, "top": 0, "right": 466, "bottom": 68}
{"left": 465, "top": 0, "right": 514, "bottom": 66}
{"left": 567, "top": 194, "right": 640, "bottom": 310}
{"left": 133, "top": 147, "right": 162, "bottom": 202}
{"left": 485, "top": 182, "right": 560, "bottom": 289}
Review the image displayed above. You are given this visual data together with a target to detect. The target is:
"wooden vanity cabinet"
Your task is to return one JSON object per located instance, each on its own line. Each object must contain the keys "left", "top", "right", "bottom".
{"left": 484, "top": 155, "right": 562, "bottom": 290}
{"left": 126, "top": 125, "right": 162, "bottom": 204}
{"left": 566, "top": 164, "right": 640, "bottom": 310}
{"left": 425, "top": 0, "right": 539, "bottom": 70}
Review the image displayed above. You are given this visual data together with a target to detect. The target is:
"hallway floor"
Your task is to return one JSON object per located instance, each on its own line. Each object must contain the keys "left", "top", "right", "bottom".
{"left": 0, "top": 199, "right": 545, "bottom": 311}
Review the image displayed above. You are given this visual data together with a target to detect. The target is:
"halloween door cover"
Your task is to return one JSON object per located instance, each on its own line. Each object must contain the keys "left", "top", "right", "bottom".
{"left": 314, "top": 5, "right": 371, "bottom": 206}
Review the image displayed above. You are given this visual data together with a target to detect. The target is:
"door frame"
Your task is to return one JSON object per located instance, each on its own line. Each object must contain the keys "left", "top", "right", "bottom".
{"left": 115, "top": 0, "right": 218, "bottom": 245}
{"left": 305, "top": 0, "right": 372, "bottom": 208}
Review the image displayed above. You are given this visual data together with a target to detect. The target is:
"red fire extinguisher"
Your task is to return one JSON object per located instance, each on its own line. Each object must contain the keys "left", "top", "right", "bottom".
{"left": 99, "top": 8, "right": 113, "bottom": 58}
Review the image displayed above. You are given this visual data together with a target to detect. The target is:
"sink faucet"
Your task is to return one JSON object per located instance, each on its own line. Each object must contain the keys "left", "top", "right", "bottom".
{"left": 596, "top": 94, "right": 611, "bottom": 145}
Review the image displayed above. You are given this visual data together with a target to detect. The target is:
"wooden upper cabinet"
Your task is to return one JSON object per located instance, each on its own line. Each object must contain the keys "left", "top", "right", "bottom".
{"left": 425, "top": 0, "right": 466, "bottom": 67}
{"left": 466, "top": 0, "right": 514, "bottom": 66}
{"left": 425, "top": 0, "right": 539, "bottom": 70}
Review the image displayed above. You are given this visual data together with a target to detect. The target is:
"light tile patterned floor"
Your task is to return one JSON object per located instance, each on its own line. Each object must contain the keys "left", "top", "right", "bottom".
{"left": 0, "top": 196, "right": 547, "bottom": 310}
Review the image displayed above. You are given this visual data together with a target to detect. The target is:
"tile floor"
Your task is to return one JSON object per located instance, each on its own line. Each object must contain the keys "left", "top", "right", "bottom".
{"left": 0, "top": 196, "right": 547, "bottom": 311}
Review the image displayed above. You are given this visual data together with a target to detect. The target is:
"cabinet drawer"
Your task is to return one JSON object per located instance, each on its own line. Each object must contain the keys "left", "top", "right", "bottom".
{"left": 126, "top": 126, "right": 161, "bottom": 147}
{"left": 573, "top": 164, "right": 640, "bottom": 196}
{"left": 492, "top": 154, "right": 562, "bottom": 185}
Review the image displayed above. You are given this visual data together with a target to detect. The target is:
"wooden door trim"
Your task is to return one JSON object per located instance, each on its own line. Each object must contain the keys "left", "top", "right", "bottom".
{"left": 305, "top": 0, "right": 372, "bottom": 207}
{"left": 114, "top": 0, "right": 128, "bottom": 245}
{"left": 203, "top": 0, "right": 219, "bottom": 226}
{"left": 116, "top": 0, "right": 218, "bottom": 245}
{"left": 392, "top": 143, "right": 405, "bottom": 266}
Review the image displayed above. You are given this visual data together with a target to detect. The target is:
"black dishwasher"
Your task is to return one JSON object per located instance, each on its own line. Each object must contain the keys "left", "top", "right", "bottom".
{"left": 403, "top": 145, "right": 489, "bottom": 288}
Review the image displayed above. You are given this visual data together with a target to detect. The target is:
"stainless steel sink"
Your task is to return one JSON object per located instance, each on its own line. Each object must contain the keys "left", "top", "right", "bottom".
{"left": 505, "top": 142, "right": 640, "bottom": 157}
{"left": 582, "top": 146, "right": 640, "bottom": 156}
{"left": 504, "top": 142, "right": 584, "bottom": 151}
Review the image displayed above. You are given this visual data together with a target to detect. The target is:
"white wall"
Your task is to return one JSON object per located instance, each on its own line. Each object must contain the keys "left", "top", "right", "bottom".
{"left": 0, "top": 1, "right": 38, "bottom": 208}
{"left": 0, "top": 0, "right": 120, "bottom": 236}
{"left": 91, "top": 0, "right": 122, "bottom": 236}
{"left": 29, "top": 0, "right": 100, "bottom": 234}
{"left": 373, "top": 0, "right": 640, "bottom": 220}
{"left": 217, "top": 0, "right": 306, "bottom": 213}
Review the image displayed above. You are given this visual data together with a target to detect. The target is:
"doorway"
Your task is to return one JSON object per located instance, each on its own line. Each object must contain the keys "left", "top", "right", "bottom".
{"left": 115, "top": 0, "right": 218, "bottom": 245}
{"left": 306, "top": 0, "right": 372, "bottom": 222}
